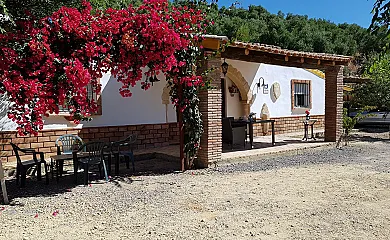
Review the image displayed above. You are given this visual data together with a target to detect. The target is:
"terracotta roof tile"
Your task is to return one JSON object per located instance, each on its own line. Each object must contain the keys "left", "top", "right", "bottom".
{"left": 229, "top": 41, "right": 352, "bottom": 62}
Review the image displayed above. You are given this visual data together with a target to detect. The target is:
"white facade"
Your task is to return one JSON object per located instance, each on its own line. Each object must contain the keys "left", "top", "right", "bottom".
{"left": 225, "top": 59, "right": 325, "bottom": 119}
{"left": 225, "top": 77, "right": 244, "bottom": 118}
{"left": 0, "top": 60, "right": 325, "bottom": 131}
{"left": 0, "top": 72, "right": 177, "bottom": 131}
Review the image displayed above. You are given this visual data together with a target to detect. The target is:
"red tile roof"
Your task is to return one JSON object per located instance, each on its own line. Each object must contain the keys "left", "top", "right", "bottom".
{"left": 229, "top": 41, "right": 352, "bottom": 62}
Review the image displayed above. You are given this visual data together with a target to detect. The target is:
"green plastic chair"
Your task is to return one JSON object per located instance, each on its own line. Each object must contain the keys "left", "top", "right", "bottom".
{"left": 54, "top": 134, "right": 84, "bottom": 181}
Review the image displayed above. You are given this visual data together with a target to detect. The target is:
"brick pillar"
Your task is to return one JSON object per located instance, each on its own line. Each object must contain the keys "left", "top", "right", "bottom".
{"left": 197, "top": 58, "right": 222, "bottom": 168}
{"left": 324, "top": 66, "right": 344, "bottom": 142}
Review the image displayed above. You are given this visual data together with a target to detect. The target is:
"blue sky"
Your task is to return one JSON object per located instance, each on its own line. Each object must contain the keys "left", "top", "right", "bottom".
{"left": 217, "top": 0, "right": 374, "bottom": 28}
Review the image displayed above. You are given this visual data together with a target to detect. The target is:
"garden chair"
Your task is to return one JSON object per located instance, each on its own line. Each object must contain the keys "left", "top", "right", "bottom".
{"left": 74, "top": 141, "right": 108, "bottom": 185}
{"left": 222, "top": 117, "right": 246, "bottom": 149}
{"left": 10, "top": 143, "right": 49, "bottom": 188}
{"left": 110, "top": 134, "right": 138, "bottom": 175}
{"left": 56, "top": 134, "right": 83, "bottom": 155}
{"left": 55, "top": 134, "right": 83, "bottom": 180}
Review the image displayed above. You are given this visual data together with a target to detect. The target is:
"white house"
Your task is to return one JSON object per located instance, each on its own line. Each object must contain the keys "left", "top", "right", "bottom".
{"left": 0, "top": 59, "right": 326, "bottom": 162}
{"left": 0, "top": 71, "right": 180, "bottom": 162}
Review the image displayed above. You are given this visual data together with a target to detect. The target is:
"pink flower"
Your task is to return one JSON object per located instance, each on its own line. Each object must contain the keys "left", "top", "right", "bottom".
{"left": 0, "top": 0, "right": 208, "bottom": 137}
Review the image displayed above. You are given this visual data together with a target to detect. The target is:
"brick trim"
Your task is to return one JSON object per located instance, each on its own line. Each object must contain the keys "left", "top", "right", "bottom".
{"left": 0, "top": 122, "right": 179, "bottom": 162}
{"left": 253, "top": 115, "right": 325, "bottom": 136}
{"left": 291, "top": 79, "right": 312, "bottom": 111}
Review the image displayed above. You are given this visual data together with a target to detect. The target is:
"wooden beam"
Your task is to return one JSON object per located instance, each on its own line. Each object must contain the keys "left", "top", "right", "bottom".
{"left": 201, "top": 38, "right": 220, "bottom": 50}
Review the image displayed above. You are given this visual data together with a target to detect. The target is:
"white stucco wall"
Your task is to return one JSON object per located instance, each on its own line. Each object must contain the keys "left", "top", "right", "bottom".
{"left": 0, "top": 72, "right": 177, "bottom": 131}
{"left": 0, "top": 94, "right": 17, "bottom": 130}
{"left": 0, "top": 60, "right": 326, "bottom": 131}
{"left": 82, "top": 72, "right": 177, "bottom": 127}
{"left": 226, "top": 59, "right": 325, "bottom": 119}
{"left": 225, "top": 77, "right": 244, "bottom": 119}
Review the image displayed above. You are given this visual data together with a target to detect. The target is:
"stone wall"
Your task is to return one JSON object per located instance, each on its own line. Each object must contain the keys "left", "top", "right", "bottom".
{"left": 253, "top": 115, "right": 325, "bottom": 136}
{"left": 0, "top": 122, "right": 179, "bottom": 162}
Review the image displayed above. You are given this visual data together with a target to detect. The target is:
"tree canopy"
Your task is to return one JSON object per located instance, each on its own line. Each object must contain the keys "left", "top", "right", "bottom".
{"left": 370, "top": 0, "right": 390, "bottom": 38}
{"left": 1, "top": 0, "right": 388, "bottom": 56}
{"left": 353, "top": 53, "right": 390, "bottom": 112}
{"left": 207, "top": 5, "right": 388, "bottom": 56}
{"left": 0, "top": 0, "right": 142, "bottom": 32}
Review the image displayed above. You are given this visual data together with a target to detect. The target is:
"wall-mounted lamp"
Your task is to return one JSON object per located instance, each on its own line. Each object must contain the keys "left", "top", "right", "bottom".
{"left": 221, "top": 58, "right": 229, "bottom": 77}
{"left": 255, "top": 77, "right": 269, "bottom": 94}
{"left": 149, "top": 74, "right": 160, "bottom": 86}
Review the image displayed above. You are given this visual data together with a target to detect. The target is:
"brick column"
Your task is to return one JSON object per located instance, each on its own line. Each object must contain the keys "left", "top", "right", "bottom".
{"left": 197, "top": 58, "right": 222, "bottom": 168}
{"left": 324, "top": 66, "right": 344, "bottom": 142}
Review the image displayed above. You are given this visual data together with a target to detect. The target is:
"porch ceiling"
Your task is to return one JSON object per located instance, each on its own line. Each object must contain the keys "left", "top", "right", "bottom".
{"left": 221, "top": 41, "right": 352, "bottom": 69}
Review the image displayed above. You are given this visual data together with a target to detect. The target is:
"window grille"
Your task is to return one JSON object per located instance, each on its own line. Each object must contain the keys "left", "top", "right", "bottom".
{"left": 294, "top": 83, "right": 310, "bottom": 108}
{"left": 58, "top": 84, "right": 98, "bottom": 113}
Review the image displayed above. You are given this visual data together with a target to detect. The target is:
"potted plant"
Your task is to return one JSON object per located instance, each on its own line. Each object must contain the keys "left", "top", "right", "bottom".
{"left": 305, "top": 110, "right": 310, "bottom": 120}
{"left": 228, "top": 84, "right": 239, "bottom": 97}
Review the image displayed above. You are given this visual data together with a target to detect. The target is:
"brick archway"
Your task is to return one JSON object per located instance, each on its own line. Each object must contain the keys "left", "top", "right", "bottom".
{"left": 225, "top": 64, "right": 254, "bottom": 115}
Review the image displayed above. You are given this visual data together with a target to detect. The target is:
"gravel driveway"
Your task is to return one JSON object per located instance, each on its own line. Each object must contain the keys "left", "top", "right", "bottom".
{"left": 1, "top": 129, "right": 390, "bottom": 240}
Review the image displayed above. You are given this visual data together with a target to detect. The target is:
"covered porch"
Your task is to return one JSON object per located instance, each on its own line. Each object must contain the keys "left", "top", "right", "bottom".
{"left": 196, "top": 36, "right": 352, "bottom": 167}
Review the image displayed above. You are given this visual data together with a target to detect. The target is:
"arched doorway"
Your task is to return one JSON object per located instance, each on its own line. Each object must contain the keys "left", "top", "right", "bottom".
{"left": 223, "top": 64, "right": 254, "bottom": 118}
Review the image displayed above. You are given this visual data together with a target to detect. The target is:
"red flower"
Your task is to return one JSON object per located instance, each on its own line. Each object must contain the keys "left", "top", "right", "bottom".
{"left": 0, "top": 0, "right": 210, "bottom": 136}
{"left": 52, "top": 210, "right": 59, "bottom": 216}
{"left": 305, "top": 110, "right": 310, "bottom": 115}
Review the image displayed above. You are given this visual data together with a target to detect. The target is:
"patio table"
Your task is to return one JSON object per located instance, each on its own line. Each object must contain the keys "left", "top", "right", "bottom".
{"left": 302, "top": 119, "right": 317, "bottom": 141}
{"left": 51, "top": 152, "right": 111, "bottom": 184}
{"left": 232, "top": 119, "right": 275, "bottom": 148}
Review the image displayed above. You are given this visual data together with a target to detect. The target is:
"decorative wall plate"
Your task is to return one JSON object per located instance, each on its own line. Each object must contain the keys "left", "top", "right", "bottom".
{"left": 271, "top": 82, "right": 281, "bottom": 101}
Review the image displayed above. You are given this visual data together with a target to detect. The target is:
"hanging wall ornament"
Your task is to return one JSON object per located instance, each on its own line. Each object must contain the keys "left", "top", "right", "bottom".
{"left": 271, "top": 82, "right": 281, "bottom": 102}
{"left": 261, "top": 103, "right": 270, "bottom": 135}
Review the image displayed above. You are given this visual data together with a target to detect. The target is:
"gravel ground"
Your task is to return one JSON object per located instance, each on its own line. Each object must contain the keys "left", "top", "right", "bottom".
{"left": 1, "top": 129, "right": 390, "bottom": 240}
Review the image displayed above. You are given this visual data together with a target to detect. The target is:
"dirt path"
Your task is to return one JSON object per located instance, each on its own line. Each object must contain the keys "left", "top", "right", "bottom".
{"left": 1, "top": 132, "right": 390, "bottom": 239}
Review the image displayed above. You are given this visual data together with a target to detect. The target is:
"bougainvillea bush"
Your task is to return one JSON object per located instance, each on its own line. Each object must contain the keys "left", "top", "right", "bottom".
{"left": 0, "top": 0, "right": 212, "bottom": 161}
